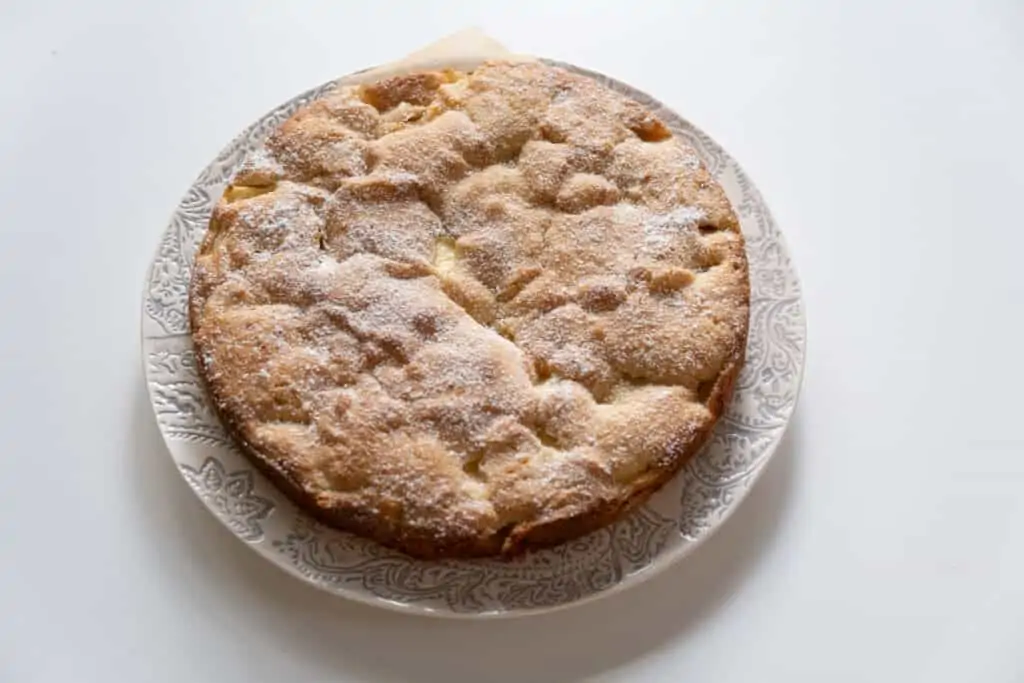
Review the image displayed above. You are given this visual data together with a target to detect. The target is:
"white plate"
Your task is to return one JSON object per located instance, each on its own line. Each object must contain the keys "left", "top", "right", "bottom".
{"left": 141, "top": 60, "right": 806, "bottom": 618}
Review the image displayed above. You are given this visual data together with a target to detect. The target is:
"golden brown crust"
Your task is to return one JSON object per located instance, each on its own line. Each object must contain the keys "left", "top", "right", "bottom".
{"left": 188, "top": 61, "right": 750, "bottom": 559}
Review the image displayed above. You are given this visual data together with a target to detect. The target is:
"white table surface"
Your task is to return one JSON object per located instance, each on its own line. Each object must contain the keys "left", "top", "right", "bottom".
{"left": 2, "top": 1, "right": 1023, "bottom": 680}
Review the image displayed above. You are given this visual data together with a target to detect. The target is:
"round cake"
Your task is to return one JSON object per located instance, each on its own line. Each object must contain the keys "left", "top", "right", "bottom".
{"left": 189, "top": 60, "right": 750, "bottom": 559}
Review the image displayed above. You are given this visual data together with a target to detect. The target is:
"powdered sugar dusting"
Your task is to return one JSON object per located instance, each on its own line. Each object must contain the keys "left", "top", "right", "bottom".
{"left": 233, "top": 147, "right": 285, "bottom": 186}
{"left": 190, "top": 60, "right": 748, "bottom": 556}
{"left": 642, "top": 206, "right": 706, "bottom": 253}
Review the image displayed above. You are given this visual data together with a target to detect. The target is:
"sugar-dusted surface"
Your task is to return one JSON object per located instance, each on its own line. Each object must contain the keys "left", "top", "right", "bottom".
{"left": 189, "top": 61, "right": 750, "bottom": 558}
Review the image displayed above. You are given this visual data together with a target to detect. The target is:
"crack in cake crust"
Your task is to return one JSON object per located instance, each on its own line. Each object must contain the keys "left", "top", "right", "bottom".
{"left": 188, "top": 60, "right": 750, "bottom": 559}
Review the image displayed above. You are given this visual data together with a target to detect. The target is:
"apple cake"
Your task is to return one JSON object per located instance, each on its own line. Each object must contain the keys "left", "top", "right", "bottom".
{"left": 188, "top": 60, "right": 749, "bottom": 559}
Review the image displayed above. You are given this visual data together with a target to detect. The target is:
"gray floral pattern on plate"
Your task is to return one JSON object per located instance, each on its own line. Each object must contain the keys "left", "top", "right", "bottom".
{"left": 180, "top": 458, "right": 274, "bottom": 543}
{"left": 141, "top": 60, "right": 805, "bottom": 617}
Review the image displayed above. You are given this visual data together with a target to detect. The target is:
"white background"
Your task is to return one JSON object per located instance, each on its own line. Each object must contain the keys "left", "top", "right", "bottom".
{"left": 1, "top": 1, "right": 1023, "bottom": 681}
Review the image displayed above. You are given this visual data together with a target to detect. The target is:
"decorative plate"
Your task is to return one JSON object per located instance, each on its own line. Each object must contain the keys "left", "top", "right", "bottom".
{"left": 141, "top": 60, "right": 805, "bottom": 618}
